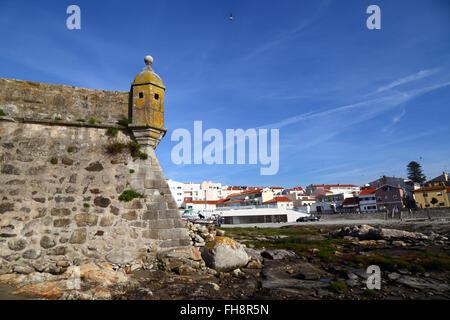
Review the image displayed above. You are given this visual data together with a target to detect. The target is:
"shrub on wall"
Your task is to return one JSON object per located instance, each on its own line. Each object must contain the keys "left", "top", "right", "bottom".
{"left": 106, "top": 141, "right": 128, "bottom": 155}
{"left": 106, "top": 127, "right": 118, "bottom": 137}
{"left": 118, "top": 117, "right": 131, "bottom": 126}
{"left": 119, "top": 190, "right": 144, "bottom": 202}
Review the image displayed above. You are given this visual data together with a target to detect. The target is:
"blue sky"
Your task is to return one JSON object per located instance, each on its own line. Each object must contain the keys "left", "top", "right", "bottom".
{"left": 1, "top": 0, "right": 449, "bottom": 187}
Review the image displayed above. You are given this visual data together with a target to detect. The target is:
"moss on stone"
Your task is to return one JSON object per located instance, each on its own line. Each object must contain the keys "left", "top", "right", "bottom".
{"left": 329, "top": 281, "right": 347, "bottom": 293}
{"left": 106, "top": 127, "right": 118, "bottom": 137}
{"left": 118, "top": 190, "right": 144, "bottom": 202}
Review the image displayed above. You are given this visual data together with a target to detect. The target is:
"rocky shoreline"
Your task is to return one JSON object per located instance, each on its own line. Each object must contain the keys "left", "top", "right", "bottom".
{"left": 0, "top": 220, "right": 449, "bottom": 300}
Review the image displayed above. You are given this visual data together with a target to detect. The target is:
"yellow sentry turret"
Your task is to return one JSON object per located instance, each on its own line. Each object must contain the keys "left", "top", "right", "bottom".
{"left": 131, "top": 55, "right": 165, "bottom": 128}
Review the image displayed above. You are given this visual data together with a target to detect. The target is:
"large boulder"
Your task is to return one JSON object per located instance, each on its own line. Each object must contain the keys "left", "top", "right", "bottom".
{"left": 202, "top": 236, "right": 249, "bottom": 272}
{"left": 261, "top": 249, "right": 297, "bottom": 260}
{"left": 377, "top": 228, "right": 428, "bottom": 240}
{"left": 329, "top": 225, "right": 430, "bottom": 241}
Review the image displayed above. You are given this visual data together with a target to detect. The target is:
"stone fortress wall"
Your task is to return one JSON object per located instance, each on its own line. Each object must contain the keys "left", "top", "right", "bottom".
{"left": 0, "top": 76, "right": 190, "bottom": 275}
{"left": 0, "top": 78, "right": 129, "bottom": 124}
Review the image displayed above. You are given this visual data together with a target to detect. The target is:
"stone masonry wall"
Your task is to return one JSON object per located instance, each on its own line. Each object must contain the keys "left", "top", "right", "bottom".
{"left": 0, "top": 78, "right": 129, "bottom": 124}
{"left": 0, "top": 120, "right": 189, "bottom": 275}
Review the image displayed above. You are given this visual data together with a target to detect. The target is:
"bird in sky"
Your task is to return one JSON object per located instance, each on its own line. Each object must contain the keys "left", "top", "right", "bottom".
{"left": 229, "top": 13, "right": 233, "bottom": 23}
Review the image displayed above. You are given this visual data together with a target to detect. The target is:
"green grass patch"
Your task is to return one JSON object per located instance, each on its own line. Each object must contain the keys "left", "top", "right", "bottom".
{"left": 118, "top": 117, "right": 131, "bottom": 126}
{"left": 328, "top": 281, "right": 347, "bottom": 293}
{"left": 348, "top": 252, "right": 450, "bottom": 273}
{"left": 128, "top": 141, "right": 141, "bottom": 157}
{"left": 83, "top": 203, "right": 90, "bottom": 208}
{"left": 106, "top": 141, "right": 128, "bottom": 155}
{"left": 220, "top": 226, "right": 346, "bottom": 259}
{"left": 219, "top": 226, "right": 325, "bottom": 239}
{"left": 119, "top": 190, "right": 144, "bottom": 202}
{"left": 363, "top": 288, "right": 379, "bottom": 297}
{"left": 105, "top": 140, "right": 148, "bottom": 160}
{"left": 55, "top": 117, "right": 62, "bottom": 121}
{"left": 88, "top": 118, "right": 96, "bottom": 124}
{"left": 50, "top": 157, "right": 58, "bottom": 165}
{"left": 106, "top": 127, "right": 119, "bottom": 137}
{"left": 129, "top": 169, "right": 135, "bottom": 174}
{"left": 67, "top": 146, "right": 74, "bottom": 153}
{"left": 138, "top": 152, "right": 148, "bottom": 160}
{"left": 0, "top": 109, "right": 6, "bottom": 116}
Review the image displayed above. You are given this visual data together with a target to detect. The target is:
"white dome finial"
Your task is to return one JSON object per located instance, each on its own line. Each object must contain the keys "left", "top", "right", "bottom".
{"left": 144, "top": 55, "right": 153, "bottom": 66}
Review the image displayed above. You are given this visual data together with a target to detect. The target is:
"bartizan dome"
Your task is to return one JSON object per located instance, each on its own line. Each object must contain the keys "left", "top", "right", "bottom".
{"left": 132, "top": 55, "right": 165, "bottom": 88}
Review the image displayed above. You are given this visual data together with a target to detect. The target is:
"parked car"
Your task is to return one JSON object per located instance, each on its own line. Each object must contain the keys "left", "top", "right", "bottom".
{"left": 296, "top": 215, "right": 320, "bottom": 222}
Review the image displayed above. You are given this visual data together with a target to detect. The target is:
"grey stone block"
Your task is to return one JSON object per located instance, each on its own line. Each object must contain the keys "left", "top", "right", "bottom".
{"left": 149, "top": 219, "right": 174, "bottom": 229}
{"left": 142, "top": 211, "right": 159, "bottom": 220}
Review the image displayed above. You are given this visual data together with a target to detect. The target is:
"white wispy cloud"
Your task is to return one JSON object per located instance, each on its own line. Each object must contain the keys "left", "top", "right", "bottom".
{"left": 243, "top": 0, "right": 331, "bottom": 61}
{"left": 261, "top": 81, "right": 450, "bottom": 131}
{"left": 376, "top": 69, "right": 439, "bottom": 93}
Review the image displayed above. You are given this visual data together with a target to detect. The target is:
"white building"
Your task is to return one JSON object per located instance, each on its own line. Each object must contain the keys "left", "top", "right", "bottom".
{"left": 166, "top": 179, "right": 184, "bottom": 208}
{"left": 184, "top": 199, "right": 219, "bottom": 214}
{"left": 200, "top": 180, "right": 223, "bottom": 200}
{"left": 263, "top": 196, "right": 294, "bottom": 209}
{"left": 183, "top": 182, "right": 202, "bottom": 202}
{"left": 183, "top": 181, "right": 226, "bottom": 206}
{"left": 217, "top": 207, "right": 308, "bottom": 224}
{"left": 359, "top": 188, "right": 377, "bottom": 213}
{"left": 284, "top": 186, "right": 305, "bottom": 199}
{"left": 306, "top": 184, "right": 360, "bottom": 197}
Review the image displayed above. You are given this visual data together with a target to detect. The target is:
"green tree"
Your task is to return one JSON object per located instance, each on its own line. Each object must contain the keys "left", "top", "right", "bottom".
{"left": 407, "top": 161, "right": 427, "bottom": 185}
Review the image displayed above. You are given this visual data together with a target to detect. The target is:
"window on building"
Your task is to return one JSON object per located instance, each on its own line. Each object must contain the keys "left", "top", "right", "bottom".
{"left": 439, "top": 202, "right": 445, "bottom": 206}
{"left": 154, "top": 93, "right": 159, "bottom": 100}
{"left": 437, "top": 192, "right": 442, "bottom": 196}
{"left": 139, "top": 92, "right": 143, "bottom": 99}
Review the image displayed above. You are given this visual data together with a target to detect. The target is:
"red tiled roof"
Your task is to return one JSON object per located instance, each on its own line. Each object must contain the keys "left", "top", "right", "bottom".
{"left": 226, "top": 199, "right": 245, "bottom": 203}
{"left": 286, "top": 186, "right": 304, "bottom": 191}
{"left": 342, "top": 197, "right": 359, "bottom": 206}
{"left": 242, "top": 189, "right": 262, "bottom": 194}
{"left": 227, "top": 192, "right": 242, "bottom": 198}
{"left": 191, "top": 200, "right": 220, "bottom": 204}
{"left": 312, "top": 184, "right": 358, "bottom": 188}
{"left": 263, "top": 196, "right": 292, "bottom": 204}
{"left": 359, "top": 188, "right": 376, "bottom": 195}
{"left": 413, "top": 186, "right": 447, "bottom": 192}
